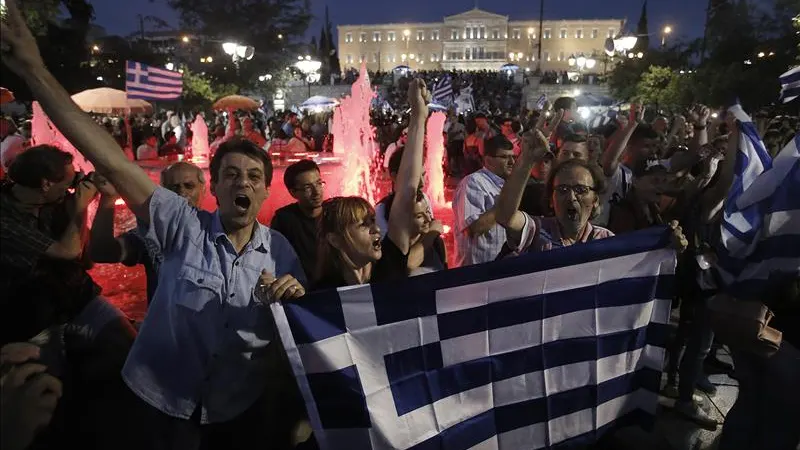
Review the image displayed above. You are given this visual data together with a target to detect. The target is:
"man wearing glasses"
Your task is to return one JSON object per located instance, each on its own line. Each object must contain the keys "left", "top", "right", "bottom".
{"left": 452, "top": 135, "right": 516, "bottom": 266}
{"left": 271, "top": 159, "right": 325, "bottom": 278}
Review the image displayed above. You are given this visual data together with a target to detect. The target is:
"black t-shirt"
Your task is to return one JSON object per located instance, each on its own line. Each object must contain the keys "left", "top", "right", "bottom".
{"left": 271, "top": 203, "right": 319, "bottom": 280}
{"left": 313, "top": 235, "right": 409, "bottom": 290}
{"left": 520, "top": 180, "right": 551, "bottom": 218}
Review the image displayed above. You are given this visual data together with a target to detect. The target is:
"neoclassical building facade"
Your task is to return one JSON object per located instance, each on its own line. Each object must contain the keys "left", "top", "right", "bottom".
{"left": 337, "top": 8, "right": 625, "bottom": 72}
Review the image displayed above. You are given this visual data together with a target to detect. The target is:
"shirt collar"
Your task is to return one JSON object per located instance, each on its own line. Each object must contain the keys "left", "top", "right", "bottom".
{"left": 211, "top": 211, "right": 270, "bottom": 253}
{"left": 478, "top": 168, "right": 505, "bottom": 187}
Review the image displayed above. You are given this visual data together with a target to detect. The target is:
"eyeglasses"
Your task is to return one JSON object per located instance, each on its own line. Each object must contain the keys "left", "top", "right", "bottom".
{"left": 489, "top": 154, "right": 516, "bottom": 162}
{"left": 294, "top": 180, "right": 326, "bottom": 194}
{"left": 554, "top": 184, "right": 595, "bottom": 197}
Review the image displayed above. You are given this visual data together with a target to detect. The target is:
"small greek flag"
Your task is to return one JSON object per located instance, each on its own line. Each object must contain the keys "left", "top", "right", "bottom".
{"left": 716, "top": 104, "right": 800, "bottom": 294}
{"left": 432, "top": 75, "right": 454, "bottom": 107}
{"left": 535, "top": 94, "right": 548, "bottom": 110}
{"left": 779, "top": 66, "right": 800, "bottom": 104}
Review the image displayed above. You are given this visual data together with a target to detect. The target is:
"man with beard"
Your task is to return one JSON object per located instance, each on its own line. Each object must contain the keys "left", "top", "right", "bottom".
{"left": 0, "top": 2, "right": 306, "bottom": 447}
{"left": 271, "top": 159, "right": 325, "bottom": 279}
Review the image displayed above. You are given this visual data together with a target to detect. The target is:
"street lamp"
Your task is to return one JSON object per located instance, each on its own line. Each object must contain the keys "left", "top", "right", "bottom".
{"left": 661, "top": 25, "right": 672, "bottom": 47}
{"left": 165, "top": 62, "right": 175, "bottom": 71}
{"left": 295, "top": 55, "right": 321, "bottom": 98}
{"left": 222, "top": 42, "right": 255, "bottom": 69}
{"left": 181, "top": 35, "right": 190, "bottom": 43}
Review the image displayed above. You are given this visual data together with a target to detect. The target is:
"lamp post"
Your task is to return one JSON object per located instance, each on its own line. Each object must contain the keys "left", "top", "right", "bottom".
{"left": 295, "top": 55, "right": 321, "bottom": 98}
{"left": 661, "top": 25, "right": 672, "bottom": 47}
{"left": 222, "top": 42, "right": 255, "bottom": 72}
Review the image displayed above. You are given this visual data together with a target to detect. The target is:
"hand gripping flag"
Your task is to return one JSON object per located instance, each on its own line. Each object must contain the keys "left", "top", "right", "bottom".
{"left": 271, "top": 227, "right": 677, "bottom": 450}
{"left": 716, "top": 104, "right": 800, "bottom": 294}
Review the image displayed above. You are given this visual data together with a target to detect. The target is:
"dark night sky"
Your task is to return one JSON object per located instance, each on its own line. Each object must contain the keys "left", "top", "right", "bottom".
{"left": 91, "top": 0, "right": 773, "bottom": 44}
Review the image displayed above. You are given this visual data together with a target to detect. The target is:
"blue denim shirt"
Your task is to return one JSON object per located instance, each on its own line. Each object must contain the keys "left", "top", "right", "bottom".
{"left": 122, "top": 187, "right": 306, "bottom": 423}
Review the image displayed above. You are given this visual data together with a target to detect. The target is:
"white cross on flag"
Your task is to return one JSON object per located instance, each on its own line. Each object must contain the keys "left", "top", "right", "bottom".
{"left": 271, "top": 227, "right": 677, "bottom": 450}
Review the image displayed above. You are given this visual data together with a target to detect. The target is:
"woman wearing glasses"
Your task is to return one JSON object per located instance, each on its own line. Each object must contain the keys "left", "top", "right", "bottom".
{"left": 496, "top": 129, "right": 687, "bottom": 254}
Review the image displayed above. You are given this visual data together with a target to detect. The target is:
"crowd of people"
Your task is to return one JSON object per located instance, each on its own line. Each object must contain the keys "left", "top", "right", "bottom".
{"left": 1, "top": 0, "right": 799, "bottom": 449}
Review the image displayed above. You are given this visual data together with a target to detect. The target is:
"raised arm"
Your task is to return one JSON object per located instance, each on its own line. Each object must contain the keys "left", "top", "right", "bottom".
{"left": 387, "top": 79, "right": 430, "bottom": 255}
{"left": 602, "top": 105, "right": 643, "bottom": 177}
{"left": 88, "top": 176, "right": 136, "bottom": 264}
{"left": 496, "top": 130, "right": 549, "bottom": 241}
{"left": 700, "top": 115, "right": 739, "bottom": 223}
{"left": 1, "top": 0, "right": 156, "bottom": 223}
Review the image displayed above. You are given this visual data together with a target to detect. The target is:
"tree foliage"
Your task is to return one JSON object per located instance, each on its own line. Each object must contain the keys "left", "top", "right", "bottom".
{"left": 608, "top": 0, "right": 798, "bottom": 110}
{"left": 166, "top": 0, "right": 312, "bottom": 88}
{"left": 181, "top": 69, "right": 239, "bottom": 110}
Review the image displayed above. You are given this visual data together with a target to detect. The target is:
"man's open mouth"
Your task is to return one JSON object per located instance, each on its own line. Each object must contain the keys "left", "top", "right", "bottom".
{"left": 372, "top": 236, "right": 382, "bottom": 250}
{"left": 234, "top": 194, "right": 251, "bottom": 211}
{"left": 566, "top": 207, "right": 579, "bottom": 221}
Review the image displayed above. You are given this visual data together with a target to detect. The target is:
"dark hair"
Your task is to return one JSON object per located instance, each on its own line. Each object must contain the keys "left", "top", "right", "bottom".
{"left": 283, "top": 159, "right": 320, "bottom": 190}
{"left": 631, "top": 124, "right": 659, "bottom": 141}
{"left": 209, "top": 138, "right": 273, "bottom": 186}
{"left": 510, "top": 121, "right": 522, "bottom": 134}
{"left": 545, "top": 160, "right": 607, "bottom": 219}
{"left": 8, "top": 145, "right": 74, "bottom": 188}
{"left": 484, "top": 135, "right": 514, "bottom": 157}
{"left": 387, "top": 147, "right": 405, "bottom": 174}
{"left": 562, "top": 133, "right": 587, "bottom": 145}
{"left": 465, "top": 118, "right": 478, "bottom": 135}
{"left": 164, "top": 130, "right": 176, "bottom": 141}
{"left": 553, "top": 96, "right": 577, "bottom": 111}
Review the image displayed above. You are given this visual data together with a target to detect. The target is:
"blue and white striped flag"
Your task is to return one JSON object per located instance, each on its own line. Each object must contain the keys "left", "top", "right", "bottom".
{"left": 125, "top": 60, "right": 183, "bottom": 101}
{"left": 716, "top": 104, "right": 800, "bottom": 293}
{"left": 779, "top": 66, "right": 800, "bottom": 104}
{"left": 271, "top": 227, "right": 676, "bottom": 450}
{"left": 432, "top": 75, "right": 454, "bottom": 107}
{"left": 535, "top": 94, "right": 548, "bottom": 110}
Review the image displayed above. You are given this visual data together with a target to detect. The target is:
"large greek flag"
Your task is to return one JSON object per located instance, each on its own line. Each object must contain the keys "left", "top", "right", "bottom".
{"left": 717, "top": 104, "right": 800, "bottom": 293}
{"left": 271, "top": 227, "right": 676, "bottom": 450}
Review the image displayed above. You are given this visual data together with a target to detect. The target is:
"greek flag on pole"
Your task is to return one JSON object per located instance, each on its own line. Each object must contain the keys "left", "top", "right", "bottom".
{"left": 779, "top": 66, "right": 800, "bottom": 104}
{"left": 126, "top": 61, "right": 183, "bottom": 101}
{"left": 432, "top": 75, "right": 454, "bottom": 107}
{"left": 271, "top": 227, "right": 676, "bottom": 450}
{"left": 716, "top": 105, "right": 800, "bottom": 294}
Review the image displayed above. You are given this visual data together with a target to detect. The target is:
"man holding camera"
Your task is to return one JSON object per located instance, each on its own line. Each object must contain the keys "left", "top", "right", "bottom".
{"left": 0, "top": 145, "right": 136, "bottom": 448}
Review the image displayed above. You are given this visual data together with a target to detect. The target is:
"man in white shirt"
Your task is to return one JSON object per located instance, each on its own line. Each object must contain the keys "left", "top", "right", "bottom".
{"left": 453, "top": 135, "right": 516, "bottom": 266}
{"left": 136, "top": 135, "right": 159, "bottom": 160}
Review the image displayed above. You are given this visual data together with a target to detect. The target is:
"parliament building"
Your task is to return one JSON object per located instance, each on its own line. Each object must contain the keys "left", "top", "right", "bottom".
{"left": 337, "top": 8, "right": 624, "bottom": 73}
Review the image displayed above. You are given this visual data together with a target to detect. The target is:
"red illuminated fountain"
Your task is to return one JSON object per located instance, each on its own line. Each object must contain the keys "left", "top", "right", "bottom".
{"left": 331, "top": 63, "right": 380, "bottom": 203}
{"left": 30, "top": 80, "right": 456, "bottom": 322}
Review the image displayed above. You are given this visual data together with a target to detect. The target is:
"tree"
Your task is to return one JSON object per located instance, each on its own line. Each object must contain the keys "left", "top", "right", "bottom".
{"left": 3, "top": 0, "right": 96, "bottom": 99}
{"left": 181, "top": 69, "right": 238, "bottom": 111}
{"left": 167, "top": 0, "right": 312, "bottom": 88}
{"left": 635, "top": 0, "right": 650, "bottom": 51}
{"left": 635, "top": 66, "right": 692, "bottom": 108}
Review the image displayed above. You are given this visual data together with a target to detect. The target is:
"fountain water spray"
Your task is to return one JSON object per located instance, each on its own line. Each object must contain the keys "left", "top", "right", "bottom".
{"left": 424, "top": 112, "right": 447, "bottom": 208}
{"left": 190, "top": 114, "right": 209, "bottom": 163}
{"left": 32, "top": 101, "right": 99, "bottom": 223}
{"left": 32, "top": 102, "right": 95, "bottom": 174}
{"left": 331, "top": 63, "right": 379, "bottom": 203}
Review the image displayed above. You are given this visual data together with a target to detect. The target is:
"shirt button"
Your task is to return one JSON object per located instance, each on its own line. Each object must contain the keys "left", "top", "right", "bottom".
{"left": 235, "top": 261, "right": 240, "bottom": 266}
{"left": 229, "top": 293, "right": 235, "bottom": 298}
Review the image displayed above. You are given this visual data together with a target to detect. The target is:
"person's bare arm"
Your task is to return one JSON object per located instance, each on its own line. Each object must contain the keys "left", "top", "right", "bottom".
{"left": 467, "top": 209, "right": 498, "bottom": 237}
{"left": 700, "top": 115, "right": 738, "bottom": 223}
{"left": 495, "top": 130, "right": 549, "bottom": 242}
{"left": 88, "top": 196, "right": 132, "bottom": 263}
{"left": 43, "top": 178, "right": 96, "bottom": 260}
{"left": 406, "top": 223, "right": 443, "bottom": 270}
{"left": 387, "top": 79, "right": 430, "bottom": 255}
{"left": 601, "top": 105, "right": 642, "bottom": 177}
{"left": 1, "top": 0, "right": 156, "bottom": 224}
